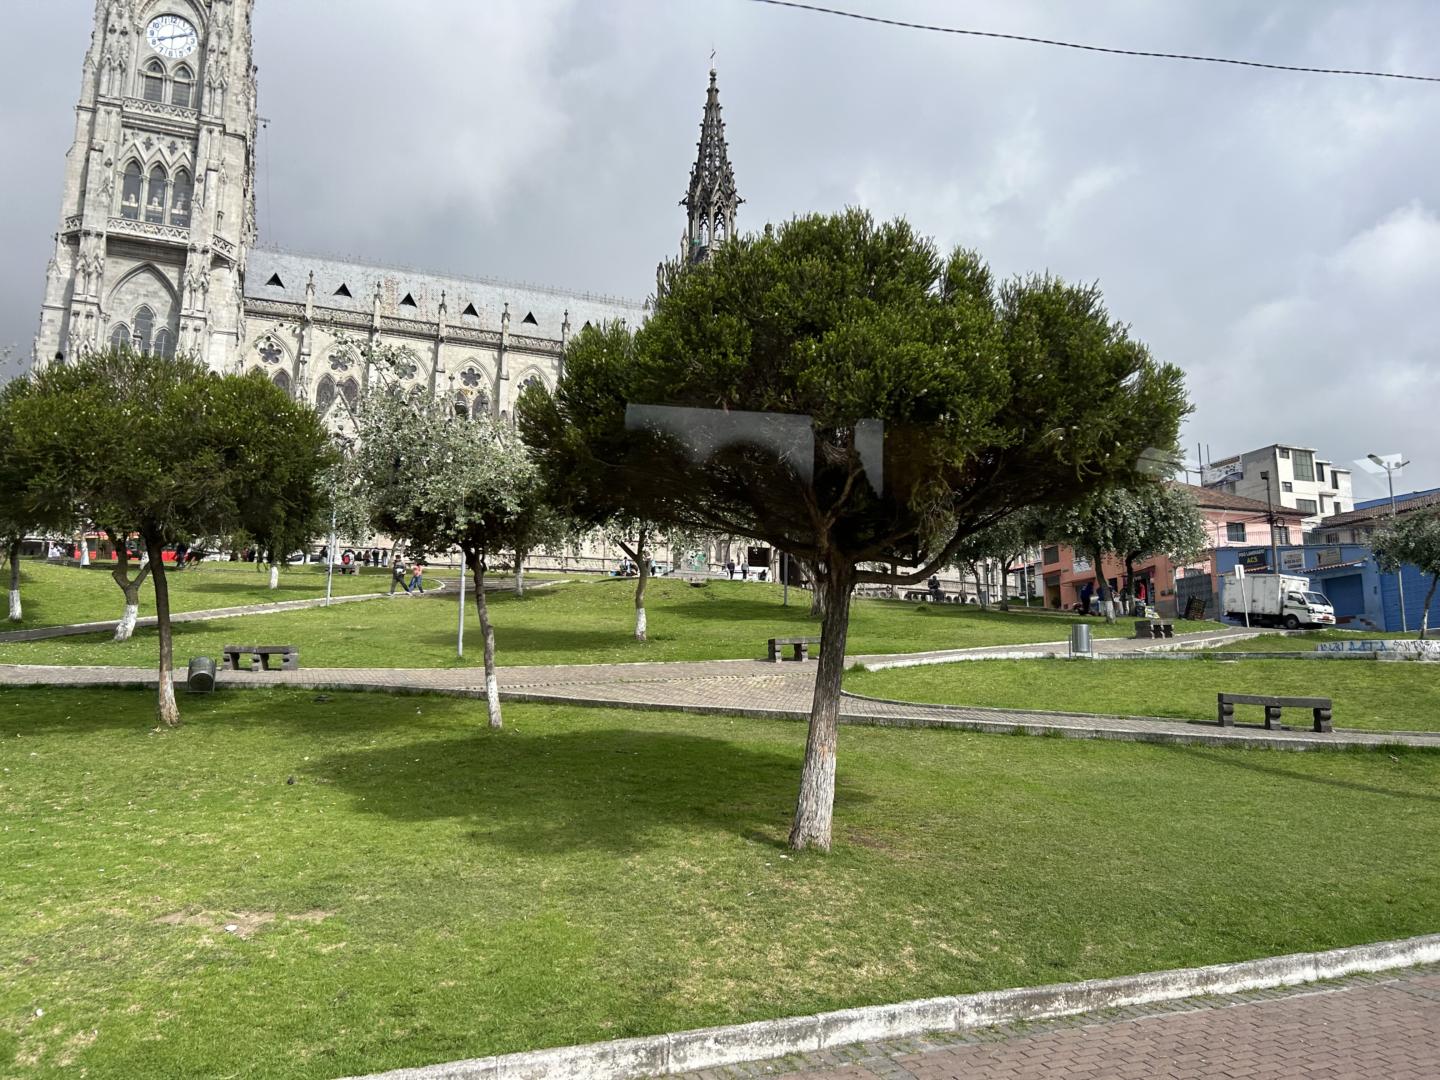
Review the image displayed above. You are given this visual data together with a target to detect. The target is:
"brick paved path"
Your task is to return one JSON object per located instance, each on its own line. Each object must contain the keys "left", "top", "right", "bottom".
{"left": 673, "top": 965, "right": 1440, "bottom": 1080}
{"left": 3, "top": 648, "right": 1437, "bottom": 750}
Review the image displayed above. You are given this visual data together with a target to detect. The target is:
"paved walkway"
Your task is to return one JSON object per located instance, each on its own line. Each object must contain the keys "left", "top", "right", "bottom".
{"left": 673, "top": 964, "right": 1440, "bottom": 1080}
{"left": 3, "top": 645, "right": 1437, "bottom": 750}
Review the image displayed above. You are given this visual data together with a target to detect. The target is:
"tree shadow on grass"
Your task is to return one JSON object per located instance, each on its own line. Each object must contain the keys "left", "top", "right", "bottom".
{"left": 312, "top": 726, "right": 872, "bottom": 855}
{"left": 1170, "top": 745, "right": 1440, "bottom": 806}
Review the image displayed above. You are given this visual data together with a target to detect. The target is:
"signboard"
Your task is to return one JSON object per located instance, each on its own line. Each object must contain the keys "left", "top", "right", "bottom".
{"left": 1316, "top": 640, "right": 1440, "bottom": 659}
{"left": 1239, "top": 549, "right": 1270, "bottom": 573}
{"left": 1201, "top": 461, "right": 1244, "bottom": 487}
{"left": 1316, "top": 547, "right": 1343, "bottom": 568}
{"left": 1071, "top": 556, "right": 1092, "bottom": 575}
{"left": 1281, "top": 549, "right": 1307, "bottom": 572}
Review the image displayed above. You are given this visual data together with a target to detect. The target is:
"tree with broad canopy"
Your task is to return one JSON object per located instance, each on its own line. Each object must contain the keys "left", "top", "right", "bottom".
{"left": 1373, "top": 507, "right": 1440, "bottom": 639}
{"left": 4, "top": 350, "right": 335, "bottom": 726}
{"left": 517, "top": 209, "right": 1191, "bottom": 851}
{"left": 350, "top": 352, "right": 538, "bottom": 728}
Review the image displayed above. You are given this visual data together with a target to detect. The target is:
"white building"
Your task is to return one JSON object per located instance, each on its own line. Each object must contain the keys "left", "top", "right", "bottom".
{"left": 1201, "top": 444, "right": 1354, "bottom": 533}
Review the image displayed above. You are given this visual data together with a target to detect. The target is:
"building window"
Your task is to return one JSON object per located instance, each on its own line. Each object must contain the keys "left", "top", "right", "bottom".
{"left": 121, "top": 161, "right": 143, "bottom": 220}
{"left": 454, "top": 396, "right": 471, "bottom": 420}
{"left": 273, "top": 369, "right": 292, "bottom": 395}
{"left": 315, "top": 375, "right": 336, "bottom": 415}
{"left": 1226, "top": 522, "right": 1246, "bottom": 542}
{"left": 1282, "top": 482, "right": 1293, "bottom": 493}
{"left": 1278, "top": 447, "right": 1291, "bottom": 459}
{"left": 1293, "top": 450, "right": 1315, "bottom": 482}
{"left": 1324, "top": 533, "right": 1339, "bottom": 545}
{"left": 141, "top": 61, "right": 165, "bottom": 103}
{"left": 153, "top": 328, "right": 174, "bottom": 358}
{"left": 1042, "top": 545, "right": 1060, "bottom": 566}
{"left": 145, "top": 165, "right": 168, "bottom": 224}
{"left": 110, "top": 324, "right": 132, "bottom": 350}
{"left": 170, "top": 168, "right": 192, "bottom": 227}
{"left": 1273, "top": 526, "right": 1291, "bottom": 546}
{"left": 339, "top": 377, "right": 359, "bottom": 414}
{"left": 1296, "top": 498, "right": 1318, "bottom": 515}
{"left": 171, "top": 65, "right": 194, "bottom": 108}
{"left": 133, "top": 306, "right": 155, "bottom": 354}
{"left": 472, "top": 392, "right": 490, "bottom": 419}
{"left": 1315, "top": 463, "right": 1326, "bottom": 484}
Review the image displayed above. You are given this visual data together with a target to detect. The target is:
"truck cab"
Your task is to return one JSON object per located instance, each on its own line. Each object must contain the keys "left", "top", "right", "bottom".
{"left": 1281, "top": 588, "right": 1335, "bottom": 630}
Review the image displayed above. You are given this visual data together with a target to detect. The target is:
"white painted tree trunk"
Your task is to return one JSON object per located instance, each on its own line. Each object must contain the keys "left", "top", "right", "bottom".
{"left": 269, "top": 564, "right": 279, "bottom": 590}
{"left": 486, "top": 672, "right": 501, "bottom": 726}
{"left": 114, "top": 602, "right": 139, "bottom": 642}
{"left": 514, "top": 556, "right": 524, "bottom": 597}
{"left": 79, "top": 541, "right": 90, "bottom": 567}
{"left": 789, "top": 567, "right": 855, "bottom": 852}
{"left": 470, "top": 555, "right": 503, "bottom": 729}
{"left": 7, "top": 589, "right": 19, "bottom": 622}
{"left": 6, "top": 543, "right": 19, "bottom": 621}
{"left": 635, "top": 606, "right": 647, "bottom": 640}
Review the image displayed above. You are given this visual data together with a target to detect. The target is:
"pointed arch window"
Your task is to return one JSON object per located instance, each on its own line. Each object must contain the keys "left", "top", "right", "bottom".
{"left": 472, "top": 391, "right": 490, "bottom": 420}
{"left": 454, "top": 395, "right": 471, "bottom": 420}
{"left": 141, "top": 61, "right": 165, "bottom": 103}
{"left": 110, "top": 324, "right": 132, "bottom": 351}
{"left": 273, "top": 369, "right": 292, "bottom": 395}
{"left": 339, "top": 377, "right": 360, "bottom": 414}
{"left": 170, "top": 168, "right": 193, "bottom": 228}
{"left": 145, "top": 165, "right": 169, "bottom": 224}
{"left": 315, "top": 374, "right": 336, "bottom": 415}
{"left": 133, "top": 306, "right": 156, "bottom": 355}
{"left": 120, "top": 161, "right": 143, "bottom": 220}
{"left": 153, "top": 328, "right": 174, "bottom": 358}
{"left": 171, "top": 65, "right": 194, "bottom": 108}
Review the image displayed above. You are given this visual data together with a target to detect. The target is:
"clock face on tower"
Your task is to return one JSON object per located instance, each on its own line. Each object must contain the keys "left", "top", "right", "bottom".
{"left": 147, "top": 15, "right": 199, "bottom": 60}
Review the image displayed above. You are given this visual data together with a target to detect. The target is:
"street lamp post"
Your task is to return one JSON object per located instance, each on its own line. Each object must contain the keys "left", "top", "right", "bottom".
{"left": 1367, "top": 453, "right": 1411, "bottom": 633}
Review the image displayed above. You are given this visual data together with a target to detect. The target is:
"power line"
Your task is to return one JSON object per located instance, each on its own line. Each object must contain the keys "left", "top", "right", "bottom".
{"left": 740, "top": 0, "right": 1440, "bottom": 84}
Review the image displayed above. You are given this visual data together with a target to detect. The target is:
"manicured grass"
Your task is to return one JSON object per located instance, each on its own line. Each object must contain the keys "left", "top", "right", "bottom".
{"left": 3, "top": 559, "right": 384, "bottom": 631}
{"left": 846, "top": 657, "right": 1440, "bottom": 732}
{"left": 2, "top": 688, "right": 1438, "bottom": 1078}
{"left": 0, "top": 576, "right": 1223, "bottom": 668}
{"left": 1199, "top": 629, "right": 1434, "bottom": 653}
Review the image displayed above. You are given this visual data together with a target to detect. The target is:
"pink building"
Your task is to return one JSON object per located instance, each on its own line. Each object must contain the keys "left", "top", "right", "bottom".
{"left": 1039, "top": 484, "right": 1307, "bottom": 616}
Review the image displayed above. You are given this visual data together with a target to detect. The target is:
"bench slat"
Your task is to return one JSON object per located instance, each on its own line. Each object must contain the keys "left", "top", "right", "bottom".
{"left": 1218, "top": 693, "right": 1332, "bottom": 709}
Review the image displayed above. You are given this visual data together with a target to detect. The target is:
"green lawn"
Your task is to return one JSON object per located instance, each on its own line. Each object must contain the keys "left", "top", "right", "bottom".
{"left": 2, "top": 688, "right": 1437, "bottom": 1078}
{"left": 1198, "top": 629, "right": 1433, "bottom": 653}
{"left": 847, "top": 658, "right": 1440, "bottom": 732}
{"left": 3, "top": 559, "right": 385, "bottom": 631}
{"left": 0, "top": 575, "right": 1222, "bottom": 668}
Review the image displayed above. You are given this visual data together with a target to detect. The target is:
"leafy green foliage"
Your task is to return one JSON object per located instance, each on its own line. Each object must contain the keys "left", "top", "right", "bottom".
{"left": 1372, "top": 507, "right": 1440, "bottom": 637}
{"left": 1054, "top": 483, "right": 1209, "bottom": 594}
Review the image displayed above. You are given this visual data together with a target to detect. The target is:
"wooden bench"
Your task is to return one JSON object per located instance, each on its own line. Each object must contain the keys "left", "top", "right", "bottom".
{"left": 1217, "top": 692, "right": 1332, "bottom": 733}
{"left": 767, "top": 636, "right": 820, "bottom": 662}
{"left": 1134, "top": 620, "right": 1174, "bottom": 639}
{"left": 222, "top": 644, "right": 300, "bottom": 672}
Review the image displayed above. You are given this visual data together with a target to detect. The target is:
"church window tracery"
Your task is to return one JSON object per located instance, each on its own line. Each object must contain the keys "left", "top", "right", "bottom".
{"left": 273, "top": 369, "right": 292, "bottom": 395}
{"left": 315, "top": 374, "right": 336, "bottom": 414}
{"left": 153, "top": 328, "right": 174, "bottom": 358}
{"left": 328, "top": 352, "right": 352, "bottom": 372}
{"left": 171, "top": 65, "right": 194, "bottom": 108}
{"left": 145, "top": 165, "right": 168, "bottom": 224}
{"left": 460, "top": 368, "right": 481, "bottom": 388}
{"left": 133, "top": 306, "right": 156, "bottom": 354}
{"left": 472, "top": 391, "right": 490, "bottom": 419}
{"left": 120, "top": 161, "right": 144, "bottom": 220}
{"left": 110, "top": 324, "right": 132, "bottom": 350}
{"left": 170, "top": 168, "right": 192, "bottom": 228}
{"left": 142, "top": 61, "right": 165, "bottom": 103}
{"left": 339, "top": 377, "right": 359, "bottom": 414}
{"left": 259, "top": 340, "right": 283, "bottom": 365}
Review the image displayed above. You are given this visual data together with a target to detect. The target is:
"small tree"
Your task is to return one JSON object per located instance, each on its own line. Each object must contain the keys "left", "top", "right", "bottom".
{"left": 531, "top": 210, "right": 1190, "bottom": 850}
{"left": 0, "top": 380, "right": 38, "bottom": 622}
{"left": 1055, "top": 483, "right": 1206, "bottom": 621}
{"left": 519, "top": 340, "right": 671, "bottom": 641}
{"left": 352, "top": 380, "right": 534, "bottom": 727}
{"left": 950, "top": 509, "right": 1047, "bottom": 609}
{"left": 1373, "top": 508, "right": 1440, "bottom": 639}
{"left": 8, "top": 351, "right": 333, "bottom": 726}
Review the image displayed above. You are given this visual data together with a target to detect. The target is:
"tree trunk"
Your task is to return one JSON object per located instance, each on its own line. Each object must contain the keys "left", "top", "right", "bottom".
{"left": 969, "top": 561, "right": 988, "bottom": 610}
{"left": 6, "top": 538, "right": 21, "bottom": 622}
{"left": 467, "top": 550, "right": 502, "bottom": 729}
{"left": 634, "top": 544, "right": 649, "bottom": 641}
{"left": 269, "top": 564, "right": 280, "bottom": 590}
{"left": 1093, "top": 550, "right": 1116, "bottom": 624}
{"left": 807, "top": 559, "right": 825, "bottom": 618}
{"left": 107, "top": 533, "right": 153, "bottom": 642}
{"left": 145, "top": 534, "right": 180, "bottom": 727}
{"left": 999, "top": 560, "right": 1014, "bottom": 611}
{"left": 513, "top": 549, "right": 526, "bottom": 597}
{"left": 789, "top": 563, "right": 854, "bottom": 852}
{"left": 1421, "top": 574, "right": 1438, "bottom": 641}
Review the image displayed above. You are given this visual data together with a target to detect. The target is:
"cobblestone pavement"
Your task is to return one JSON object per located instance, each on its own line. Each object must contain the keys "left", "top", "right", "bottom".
{"left": 669, "top": 965, "right": 1440, "bottom": 1080}
{"left": 3, "top": 640, "right": 1437, "bottom": 749}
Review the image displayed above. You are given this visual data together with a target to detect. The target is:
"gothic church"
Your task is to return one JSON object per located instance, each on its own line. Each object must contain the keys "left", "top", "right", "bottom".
{"left": 34, "top": 0, "right": 742, "bottom": 429}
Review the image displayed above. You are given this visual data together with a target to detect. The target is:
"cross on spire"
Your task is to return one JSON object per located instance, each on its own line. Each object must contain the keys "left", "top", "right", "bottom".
{"left": 681, "top": 66, "right": 742, "bottom": 265}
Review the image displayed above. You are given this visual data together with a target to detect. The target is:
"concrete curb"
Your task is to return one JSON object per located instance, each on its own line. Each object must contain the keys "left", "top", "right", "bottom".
{"left": 339, "top": 933, "right": 1440, "bottom": 1080}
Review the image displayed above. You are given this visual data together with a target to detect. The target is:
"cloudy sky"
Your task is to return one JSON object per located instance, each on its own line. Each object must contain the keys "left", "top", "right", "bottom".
{"left": 2, "top": 0, "right": 1437, "bottom": 498}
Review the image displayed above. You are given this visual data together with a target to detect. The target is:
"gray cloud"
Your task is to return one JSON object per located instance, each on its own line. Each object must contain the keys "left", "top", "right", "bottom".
{"left": 2, "top": 0, "right": 1437, "bottom": 496}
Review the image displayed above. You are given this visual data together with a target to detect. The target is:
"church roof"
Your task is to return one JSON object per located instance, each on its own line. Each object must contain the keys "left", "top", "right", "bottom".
{"left": 245, "top": 248, "right": 647, "bottom": 336}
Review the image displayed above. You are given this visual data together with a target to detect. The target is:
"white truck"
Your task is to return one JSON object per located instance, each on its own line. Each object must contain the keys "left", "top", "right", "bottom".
{"left": 1222, "top": 572, "right": 1335, "bottom": 630}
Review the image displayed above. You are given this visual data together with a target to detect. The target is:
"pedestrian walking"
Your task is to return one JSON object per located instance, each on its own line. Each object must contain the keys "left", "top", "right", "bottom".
{"left": 390, "top": 559, "right": 406, "bottom": 595}
{"left": 407, "top": 562, "right": 425, "bottom": 594}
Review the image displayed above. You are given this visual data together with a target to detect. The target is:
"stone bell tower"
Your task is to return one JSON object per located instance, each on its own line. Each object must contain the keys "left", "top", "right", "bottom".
{"left": 33, "top": 0, "right": 257, "bottom": 370}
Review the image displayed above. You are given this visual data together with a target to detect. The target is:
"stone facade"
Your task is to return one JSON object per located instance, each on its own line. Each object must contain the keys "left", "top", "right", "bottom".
{"left": 36, "top": 0, "right": 257, "bottom": 370}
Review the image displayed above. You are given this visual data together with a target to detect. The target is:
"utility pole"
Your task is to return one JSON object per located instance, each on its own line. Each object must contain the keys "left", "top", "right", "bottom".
{"left": 1259, "top": 470, "right": 1280, "bottom": 573}
{"left": 1368, "top": 453, "right": 1411, "bottom": 632}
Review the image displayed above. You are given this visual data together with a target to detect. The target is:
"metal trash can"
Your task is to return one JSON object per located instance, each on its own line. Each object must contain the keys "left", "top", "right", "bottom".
{"left": 1069, "top": 623, "right": 1093, "bottom": 658}
{"left": 187, "top": 656, "right": 216, "bottom": 693}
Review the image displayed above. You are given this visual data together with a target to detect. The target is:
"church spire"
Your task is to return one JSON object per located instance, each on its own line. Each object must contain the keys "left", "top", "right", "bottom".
{"left": 681, "top": 67, "right": 742, "bottom": 265}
